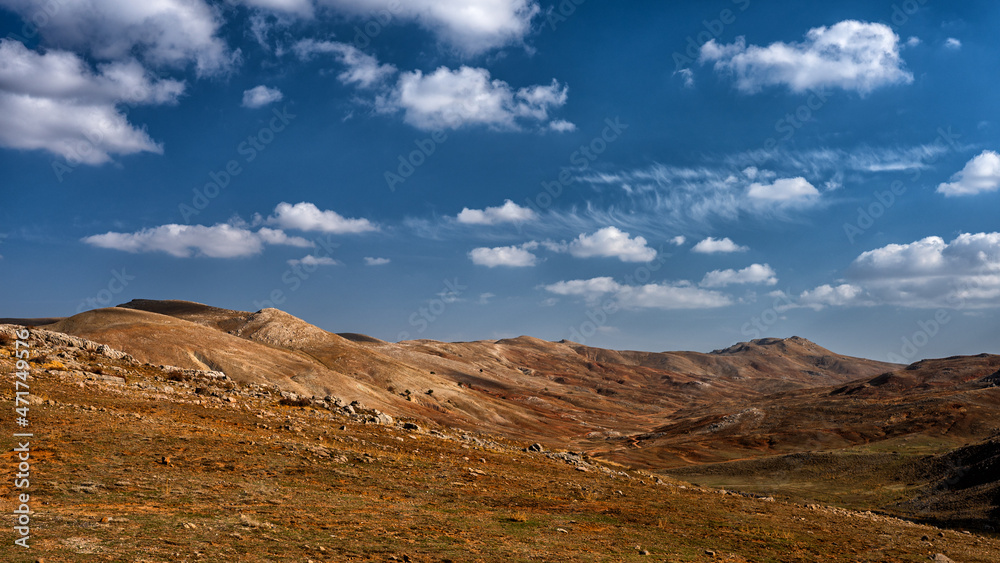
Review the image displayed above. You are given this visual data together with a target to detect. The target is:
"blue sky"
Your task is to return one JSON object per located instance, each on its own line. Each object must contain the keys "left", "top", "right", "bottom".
{"left": 1, "top": 0, "right": 999, "bottom": 362}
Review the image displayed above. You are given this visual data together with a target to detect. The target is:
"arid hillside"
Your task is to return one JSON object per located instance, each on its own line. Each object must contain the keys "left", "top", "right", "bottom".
{"left": 38, "top": 299, "right": 896, "bottom": 447}
{"left": 1, "top": 325, "right": 996, "bottom": 562}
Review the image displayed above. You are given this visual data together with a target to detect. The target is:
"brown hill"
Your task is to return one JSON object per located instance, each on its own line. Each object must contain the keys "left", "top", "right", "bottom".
{"left": 3, "top": 328, "right": 997, "bottom": 561}
{"left": 41, "top": 299, "right": 896, "bottom": 449}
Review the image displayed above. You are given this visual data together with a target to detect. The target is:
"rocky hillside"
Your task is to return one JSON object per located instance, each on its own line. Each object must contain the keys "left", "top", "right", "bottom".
{"left": 0, "top": 326, "right": 995, "bottom": 562}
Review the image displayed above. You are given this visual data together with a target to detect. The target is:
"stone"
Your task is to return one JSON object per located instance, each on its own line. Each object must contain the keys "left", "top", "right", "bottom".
{"left": 528, "top": 443, "right": 543, "bottom": 452}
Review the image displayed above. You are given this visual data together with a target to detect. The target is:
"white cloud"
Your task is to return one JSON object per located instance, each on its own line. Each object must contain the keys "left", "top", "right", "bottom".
{"left": 456, "top": 199, "right": 537, "bottom": 225}
{"left": 468, "top": 244, "right": 537, "bottom": 267}
{"left": 566, "top": 227, "right": 656, "bottom": 262}
{"left": 936, "top": 151, "right": 1000, "bottom": 196}
{"left": 692, "top": 237, "right": 747, "bottom": 254}
{"left": 905, "top": 36, "right": 921, "bottom": 47}
{"left": 616, "top": 283, "right": 733, "bottom": 309}
{"left": 799, "top": 283, "right": 868, "bottom": 310}
{"left": 670, "top": 235, "right": 687, "bottom": 246}
{"left": 0, "top": 0, "right": 234, "bottom": 76}
{"left": 544, "top": 276, "right": 621, "bottom": 297}
{"left": 376, "top": 66, "right": 567, "bottom": 131}
{"left": 314, "top": 0, "right": 540, "bottom": 55}
{"left": 945, "top": 37, "right": 962, "bottom": 50}
{"left": 747, "top": 177, "right": 820, "bottom": 206}
{"left": 700, "top": 263, "right": 778, "bottom": 287}
{"left": 845, "top": 233, "right": 1000, "bottom": 308}
{"left": 292, "top": 40, "right": 397, "bottom": 88}
{"left": 288, "top": 255, "right": 339, "bottom": 266}
{"left": 543, "top": 277, "right": 731, "bottom": 310}
{"left": 242, "top": 85, "right": 283, "bottom": 108}
{"left": 477, "top": 292, "right": 495, "bottom": 304}
{"left": 0, "top": 39, "right": 184, "bottom": 164}
{"left": 548, "top": 119, "right": 576, "bottom": 133}
{"left": 266, "top": 202, "right": 377, "bottom": 233}
{"left": 674, "top": 68, "right": 694, "bottom": 88}
{"left": 573, "top": 163, "right": 833, "bottom": 232}
{"left": 699, "top": 20, "right": 912, "bottom": 94}
{"left": 798, "top": 233, "right": 1000, "bottom": 309}
{"left": 82, "top": 223, "right": 311, "bottom": 258}
{"left": 364, "top": 256, "right": 391, "bottom": 266}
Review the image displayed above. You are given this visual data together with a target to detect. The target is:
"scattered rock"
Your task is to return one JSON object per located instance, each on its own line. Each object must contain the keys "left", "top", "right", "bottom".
{"left": 527, "top": 443, "right": 543, "bottom": 452}
{"left": 402, "top": 422, "right": 419, "bottom": 431}
{"left": 705, "top": 549, "right": 716, "bottom": 557}
{"left": 556, "top": 528, "right": 568, "bottom": 533}
{"left": 931, "top": 555, "right": 956, "bottom": 563}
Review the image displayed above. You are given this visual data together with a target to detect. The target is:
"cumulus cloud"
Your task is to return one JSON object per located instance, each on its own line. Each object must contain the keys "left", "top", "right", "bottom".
{"left": 843, "top": 233, "right": 1000, "bottom": 308}
{"left": 746, "top": 177, "right": 820, "bottom": 206}
{"left": 548, "top": 119, "right": 576, "bottom": 133}
{"left": 692, "top": 237, "right": 747, "bottom": 254}
{"left": 0, "top": 0, "right": 234, "bottom": 76}
{"left": 798, "top": 283, "right": 869, "bottom": 310}
{"left": 456, "top": 199, "right": 537, "bottom": 225}
{"left": 468, "top": 244, "right": 537, "bottom": 267}
{"left": 316, "top": 0, "right": 540, "bottom": 55}
{"left": 364, "top": 256, "right": 391, "bottom": 266}
{"left": 543, "top": 277, "right": 731, "bottom": 309}
{"left": 945, "top": 37, "right": 962, "bottom": 50}
{"left": 936, "top": 151, "right": 1000, "bottom": 196}
{"left": 799, "top": 233, "right": 1000, "bottom": 309}
{"left": 700, "top": 264, "right": 777, "bottom": 287}
{"left": 82, "top": 223, "right": 312, "bottom": 258}
{"left": 242, "top": 85, "right": 283, "bottom": 108}
{"left": 565, "top": 227, "right": 657, "bottom": 262}
{"left": 376, "top": 66, "right": 568, "bottom": 131}
{"left": 292, "top": 40, "right": 397, "bottom": 88}
{"left": 265, "top": 202, "right": 377, "bottom": 233}
{"left": 699, "top": 20, "right": 912, "bottom": 94}
{"left": 0, "top": 39, "right": 184, "bottom": 164}
{"left": 670, "top": 235, "right": 687, "bottom": 246}
{"left": 288, "top": 255, "right": 339, "bottom": 266}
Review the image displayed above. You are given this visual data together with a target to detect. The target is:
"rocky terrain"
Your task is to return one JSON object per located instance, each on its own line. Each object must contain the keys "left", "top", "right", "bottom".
{"left": 1, "top": 299, "right": 999, "bottom": 561}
